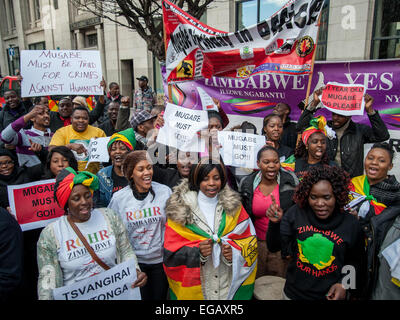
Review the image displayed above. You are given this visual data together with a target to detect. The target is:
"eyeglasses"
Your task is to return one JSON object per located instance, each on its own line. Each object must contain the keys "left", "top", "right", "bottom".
{"left": 0, "top": 160, "right": 14, "bottom": 167}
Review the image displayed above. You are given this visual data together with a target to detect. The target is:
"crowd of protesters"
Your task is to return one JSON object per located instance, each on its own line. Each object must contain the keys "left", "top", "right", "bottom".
{"left": 0, "top": 74, "right": 399, "bottom": 302}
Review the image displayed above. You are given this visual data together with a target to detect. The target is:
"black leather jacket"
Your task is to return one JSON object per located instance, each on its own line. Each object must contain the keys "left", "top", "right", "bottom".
{"left": 297, "top": 109, "right": 390, "bottom": 177}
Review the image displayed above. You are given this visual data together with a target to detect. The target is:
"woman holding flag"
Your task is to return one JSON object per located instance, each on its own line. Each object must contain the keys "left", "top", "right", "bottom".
{"left": 347, "top": 142, "right": 400, "bottom": 299}
{"left": 37, "top": 168, "right": 147, "bottom": 300}
{"left": 163, "top": 157, "right": 258, "bottom": 300}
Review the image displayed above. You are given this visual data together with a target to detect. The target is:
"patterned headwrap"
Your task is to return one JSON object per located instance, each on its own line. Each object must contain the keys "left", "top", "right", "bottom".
{"left": 107, "top": 128, "right": 137, "bottom": 151}
{"left": 301, "top": 115, "right": 336, "bottom": 145}
{"left": 54, "top": 167, "right": 99, "bottom": 210}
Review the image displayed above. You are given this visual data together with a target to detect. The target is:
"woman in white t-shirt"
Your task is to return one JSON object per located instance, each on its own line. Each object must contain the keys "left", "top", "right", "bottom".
{"left": 108, "top": 151, "right": 172, "bottom": 300}
{"left": 36, "top": 167, "right": 147, "bottom": 300}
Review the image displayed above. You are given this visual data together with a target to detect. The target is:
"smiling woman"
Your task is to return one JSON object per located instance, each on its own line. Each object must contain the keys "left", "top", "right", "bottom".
{"left": 107, "top": 150, "right": 172, "bottom": 300}
{"left": 266, "top": 165, "right": 366, "bottom": 300}
{"left": 36, "top": 167, "right": 147, "bottom": 300}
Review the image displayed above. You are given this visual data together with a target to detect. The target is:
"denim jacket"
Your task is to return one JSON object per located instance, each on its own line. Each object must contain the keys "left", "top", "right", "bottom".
{"left": 94, "top": 165, "right": 114, "bottom": 208}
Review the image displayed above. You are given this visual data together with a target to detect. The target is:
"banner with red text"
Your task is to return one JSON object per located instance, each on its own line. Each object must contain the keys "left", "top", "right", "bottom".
{"left": 320, "top": 82, "right": 366, "bottom": 116}
{"left": 8, "top": 179, "right": 64, "bottom": 231}
{"left": 162, "top": 0, "right": 324, "bottom": 83}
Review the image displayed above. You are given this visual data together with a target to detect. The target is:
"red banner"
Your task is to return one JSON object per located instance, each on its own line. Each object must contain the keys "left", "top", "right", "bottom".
{"left": 162, "top": 0, "right": 324, "bottom": 83}
{"left": 7, "top": 179, "right": 64, "bottom": 231}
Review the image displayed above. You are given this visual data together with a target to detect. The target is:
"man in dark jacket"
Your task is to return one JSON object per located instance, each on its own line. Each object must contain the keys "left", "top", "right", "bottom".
{"left": 0, "top": 207, "right": 23, "bottom": 302}
{"left": 296, "top": 90, "right": 389, "bottom": 177}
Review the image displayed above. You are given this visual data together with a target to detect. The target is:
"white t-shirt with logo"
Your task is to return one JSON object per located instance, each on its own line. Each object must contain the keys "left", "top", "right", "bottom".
{"left": 108, "top": 182, "right": 172, "bottom": 264}
{"left": 52, "top": 209, "right": 117, "bottom": 286}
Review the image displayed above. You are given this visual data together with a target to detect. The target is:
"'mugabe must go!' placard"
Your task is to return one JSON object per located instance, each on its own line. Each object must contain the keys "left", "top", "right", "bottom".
{"left": 218, "top": 131, "right": 266, "bottom": 169}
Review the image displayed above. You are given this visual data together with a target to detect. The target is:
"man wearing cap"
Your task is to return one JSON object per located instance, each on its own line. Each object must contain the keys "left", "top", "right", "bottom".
{"left": 134, "top": 76, "right": 156, "bottom": 113}
{"left": 130, "top": 110, "right": 158, "bottom": 148}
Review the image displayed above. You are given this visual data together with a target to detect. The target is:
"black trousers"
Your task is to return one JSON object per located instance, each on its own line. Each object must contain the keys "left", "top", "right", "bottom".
{"left": 138, "top": 262, "right": 169, "bottom": 300}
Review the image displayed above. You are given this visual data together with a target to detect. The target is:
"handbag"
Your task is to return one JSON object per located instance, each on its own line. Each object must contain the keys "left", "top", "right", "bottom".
{"left": 67, "top": 214, "right": 110, "bottom": 270}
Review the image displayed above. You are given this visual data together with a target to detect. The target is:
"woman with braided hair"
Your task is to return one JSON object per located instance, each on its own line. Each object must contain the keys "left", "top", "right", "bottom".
{"left": 37, "top": 167, "right": 147, "bottom": 300}
{"left": 266, "top": 165, "right": 366, "bottom": 300}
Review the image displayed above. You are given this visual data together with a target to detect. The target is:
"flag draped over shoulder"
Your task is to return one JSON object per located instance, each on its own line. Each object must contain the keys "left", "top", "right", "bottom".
{"left": 163, "top": 206, "right": 258, "bottom": 300}
{"left": 162, "top": 0, "right": 325, "bottom": 83}
{"left": 348, "top": 175, "right": 387, "bottom": 218}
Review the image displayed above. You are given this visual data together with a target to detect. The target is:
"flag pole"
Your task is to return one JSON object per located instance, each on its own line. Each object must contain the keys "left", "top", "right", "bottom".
{"left": 162, "top": 0, "right": 172, "bottom": 103}
{"left": 304, "top": 12, "right": 323, "bottom": 106}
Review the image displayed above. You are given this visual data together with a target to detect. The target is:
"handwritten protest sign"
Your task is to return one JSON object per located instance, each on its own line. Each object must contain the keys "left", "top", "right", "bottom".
{"left": 320, "top": 82, "right": 366, "bottom": 116}
{"left": 197, "top": 87, "right": 218, "bottom": 111}
{"left": 20, "top": 50, "right": 103, "bottom": 97}
{"left": 85, "top": 137, "right": 111, "bottom": 168}
{"left": 218, "top": 131, "right": 266, "bottom": 169}
{"left": 7, "top": 179, "right": 64, "bottom": 231}
{"left": 53, "top": 258, "right": 141, "bottom": 300}
{"left": 156, "top": 103, "right": 208, "bottom": 152}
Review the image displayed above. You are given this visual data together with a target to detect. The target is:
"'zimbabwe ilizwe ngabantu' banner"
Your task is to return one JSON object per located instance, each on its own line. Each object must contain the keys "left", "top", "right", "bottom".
{"left": 162, "top": 0, "right": 324, "bottom": 83}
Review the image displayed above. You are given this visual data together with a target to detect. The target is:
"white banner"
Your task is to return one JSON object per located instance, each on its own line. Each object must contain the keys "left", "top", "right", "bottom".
{"left": 20, "top": 50, "right": 103, "bottom": 97}
{"left": 156, "top": 102, "right": 208, "bottom": 152}
{"left": 85, "top": 137, "right": 111, "bottom": 168}
{"left": 218, "top": 131, "right": 266, "bottom": 169}
{"left": 53, "top": 258, "right": 141, "bottom": 300}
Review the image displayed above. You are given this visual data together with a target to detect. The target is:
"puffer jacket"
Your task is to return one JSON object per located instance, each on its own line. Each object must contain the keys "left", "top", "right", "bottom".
{"left": 296, "top": 109, "right": 389, "bottom": 177}
{"left": 165, "top": 179, "right": 242, "bottom": 300}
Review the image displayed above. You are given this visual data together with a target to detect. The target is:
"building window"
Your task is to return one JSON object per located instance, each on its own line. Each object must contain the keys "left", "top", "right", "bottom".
{"left": 54, "top": 0, "right": 59, "bottom": 10}
{"left": 86, "top": 33, "right": 98, "bottom": 48}
{"left": 153, "top": 56, "right": 164, "bottom": 95}
{"left": 371, "top": 0, "right": 400, "bottom": 59}
{"left": 235, "top": 0, "right": 329, "bottom": 60}
{"left": 34, "top": 0, "right": 41, "bottom": 20}
{"left": 9, "top": 0, "right": 16, "bottom": 29}
{"left": 29, "top": 42, "right": 46, "bottom": 50}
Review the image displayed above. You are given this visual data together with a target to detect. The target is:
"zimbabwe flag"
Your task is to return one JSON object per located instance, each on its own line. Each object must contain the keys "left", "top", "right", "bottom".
{"left": 163, "top": 205, "right": 257, "bottom": 300}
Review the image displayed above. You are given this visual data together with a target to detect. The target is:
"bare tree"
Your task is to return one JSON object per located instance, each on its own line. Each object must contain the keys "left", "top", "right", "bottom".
{"left": 69, "top": 0, "right": 216, "bottom": 61}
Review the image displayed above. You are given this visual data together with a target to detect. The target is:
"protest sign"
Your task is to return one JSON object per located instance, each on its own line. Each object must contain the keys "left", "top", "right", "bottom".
{"left": 162, "top": 0, "right": 324, "bottom": 82}
{"left": 85, "top": 137, "right": 111, "bottom": 168}
{"left": 218, "top": 131, "right": 266, "bottom": 169}
{"left": 197, "top": 87, "right": 218, "bottom": 111}
{"left": 156, "top": 103, "right": 208, "bottom": 152}
{"left": 320, "top": 82, "right": 366, "bottom": 116}
{"left": 20, "top": 50, "right": 103, "bottom": 97}
{"left": 7, "top": 179, "right": 64, "bottom": 231}
{"left": 53, "top": 258, "right": 141, "bottom": 300}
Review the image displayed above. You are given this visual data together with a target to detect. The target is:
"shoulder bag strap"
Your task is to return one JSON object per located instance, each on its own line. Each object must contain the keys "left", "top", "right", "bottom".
{"left": 67, "top": 214, "right": 110, "bottom": 270}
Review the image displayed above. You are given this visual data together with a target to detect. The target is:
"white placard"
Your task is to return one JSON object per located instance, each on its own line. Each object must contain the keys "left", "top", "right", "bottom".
{"left": 156, "top": 103, "right": 208, "bottom": 152}
{"left": 319, "top": 82, "right": 367, "bottom": 116}
{"left": 53, "top": 258, "right": 141, "bottom": 300}
{"left": 85, "top": 137, "right": 111, "bottom": 168}
{"left": 197, "top": 87, "right": 218, "bottom": 111}
{"left": 20, "top": 50, "right": 103, "bottom": 97}
{"left": 218, "top": 131, "right": 266, "bottom": 169}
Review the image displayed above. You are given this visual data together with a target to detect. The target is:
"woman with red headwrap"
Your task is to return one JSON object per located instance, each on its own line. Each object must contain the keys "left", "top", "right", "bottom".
{"left": 36, "top": 167, "right": 147, "bottom": 300}
{"left": 282, "top": 116, "right": 337, "bottom": 180}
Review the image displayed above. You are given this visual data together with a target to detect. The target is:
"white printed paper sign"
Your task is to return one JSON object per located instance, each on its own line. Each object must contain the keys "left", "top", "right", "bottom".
{"left": 53, "top": 258, "right": 141, "bottom": 300}
{"left": 85, "top": 137, "right": 111, "bottom": 168}
{"left": 21, "top": 50, "right": 103, "bottom": 97}
{"left": 218, "top": 131, "right": 266, "bottom": 169}
{"left": 156, "top": 103, "right": 208, "bottom": 152}
{"left": 197, "top": 87, "right": 218, "bottom": 111}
